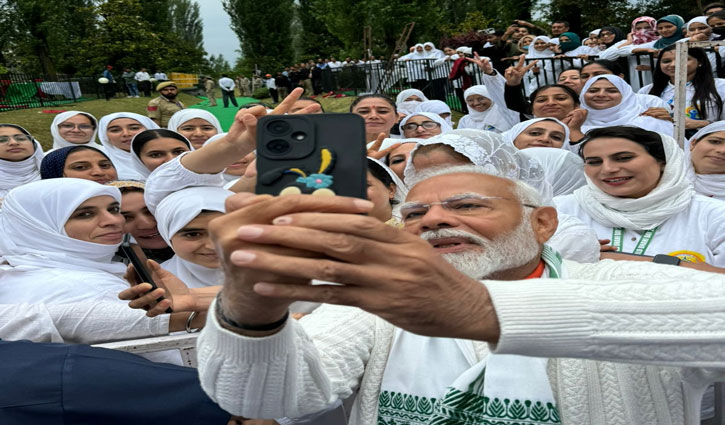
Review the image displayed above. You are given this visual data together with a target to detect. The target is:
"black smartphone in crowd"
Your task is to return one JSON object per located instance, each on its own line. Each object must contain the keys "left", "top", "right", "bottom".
{"left": 119, "top": 234, "right": 172, "bottom": 313}
{"left": 255, "top": 113, "right": 367, "bottom": 199}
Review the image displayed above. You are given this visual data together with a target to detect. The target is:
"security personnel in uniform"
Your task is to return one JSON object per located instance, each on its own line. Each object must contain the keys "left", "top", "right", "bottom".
{"left": 147, "top": 81, "right": 184, "bottom": 128}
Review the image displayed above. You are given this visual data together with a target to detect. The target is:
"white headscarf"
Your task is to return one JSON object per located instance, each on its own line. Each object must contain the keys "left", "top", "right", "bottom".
{"left": 423, "top": 42, "right": 446, "bottom": 59}
{"left": 97, "top": 112, "right": 160, "bottom": 180}
{"left": 520, "top": 147, "right": 586, "bottom": 196}
{"left": 687, "top": 16, "right": 710, "bottom": 31}
{"left": 404, "top": 129, "right": 553, "bottom": 204}
{"left": 0, "top": 125, "right": 44, "bottom": 199}
{"left": 396, "top": 89, "right": 429, "bottom": 115}
{"left": 580, "top": 75, "right": 674, "bottom": 135}
{"left": 526, "top": 36, "right": 555, "bottom": 58}
{"left": 155, "top": 186, "right": 230, "bottom": 288}
{"left": 399, "top": 112, "right": 453, "bottom": 137}
{"left": 573, "top": 132, "right": 694, "bottom": 231}
{"left": 166, "top": 109, "right": 224, "bottom": 134}
{"left": 502, "top": 118, "right": 571, "bottom": 148}
{"left": 49, "top": 111, "right": 101, "bottom": 151}
{"left": 0, "top": 178, "right": 126, "bottom": 275}
{"left": 457, "top": 85, "right": 518, "bottom": 133}
{"left": 416, "top": 100, "right": 453, "bottom": 127}
{"left": 368, "top": 157, "right": 408, "bottom": 216}
{"left": 686, "top": 122, "right": 725, "bottom": 199}
{"left": 129, "top": 129, "right": 192, "bottom": 179}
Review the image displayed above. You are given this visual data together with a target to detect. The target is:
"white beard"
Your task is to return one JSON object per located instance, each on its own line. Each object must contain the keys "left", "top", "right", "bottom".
{"left": 420, "top": 217, "right": 541, "bottom": 280}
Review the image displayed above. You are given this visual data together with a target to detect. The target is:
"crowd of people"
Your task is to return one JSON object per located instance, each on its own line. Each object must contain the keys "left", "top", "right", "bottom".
{"left": 1, "top": 5, "right": 725, "bottom": 425}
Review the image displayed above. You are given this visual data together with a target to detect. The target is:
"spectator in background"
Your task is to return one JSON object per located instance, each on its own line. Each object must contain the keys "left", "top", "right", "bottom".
{"left": 704, "top": 2, "right": 724, "bottom": 15}
{"left": 252, "top": 74, "right": 263, "bottom": 92}
{"left": 239, "top": 75, "right": 252, "bottom": 97}
{"left": 551, "top": 20, "right": 570, "bottom": 37}
{"left": 147, "top": 82, "right": 184, "bottom": 128}
{"left": 204, "top": 77, "right": 217, "bottom": 107}
{"left": 122, "top": 68, "right": 139, "bottom": 98}
{"left": 218, "top": 74, "right": 239, "bottom": 108}
{"left": 135, "top": 68, "right": 152, "bottom": 97}
{"left": 101, "top": 65, "right": 116, "bottom": 101}
{"left": 265, "top": 73, "right": 278, "bottom": 103}
{"left": 154, "top": 70, "right": 168, "bottom": 82}
{"left": 276, "top": 72, "right": 290, "bottom": 100}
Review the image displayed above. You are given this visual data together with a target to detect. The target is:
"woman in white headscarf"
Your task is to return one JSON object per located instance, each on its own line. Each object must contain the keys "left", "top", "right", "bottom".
{"left": 422, "top": 42, "right": 446, "bottom": 59}
{"left": 685, "top": 122, "right": 725, "bottom": 200}
{"left": 580, "top": 74, "right": 674, "bottom": 135}
{"left": 555, "top": 125, "right": 725, "bottom": 266}
{"left": 402, "top": 44, "right": 429, "bottom": 94}
{"left": 524, "top": 35, "right": 558, "bottom": 95}
{"left": 98, "top": 112, "right": 160, "bottom": 180}
{"left": 0, "top": 178, "right": 128, "bottom": 303}
{"left": 403, "top": 129, "right": 601, "bottom": 262}
{"left": 166, "top": 109, "right": 223, "bottom": 150}
{"left": 457, "top": 85, "right": 519, "bottom": 133}
{"left": 399, "top": 112, "right": 452, "bottom": 139}
{"left": 502, "top": 117, "right": 570, "bottom": 149}
{"left": 155, "top": 186, "right": 230, "bottom": 289}
{"left": 395, "top": 88, "right": 429, "bottom": 116}
{"left": 0, "top": 124, "right": 44, "bottom": 201}
{"left": 49, "top": 111, "right": 102, "bottom": 151}
{"left": 416, "top": 100, "right": 453, "bottom": 127}
{"left": 128, "top": 129, "right": 192, "bottom": 179}
{"left": 520, "top": 147, "right": 586, "bottom": 196}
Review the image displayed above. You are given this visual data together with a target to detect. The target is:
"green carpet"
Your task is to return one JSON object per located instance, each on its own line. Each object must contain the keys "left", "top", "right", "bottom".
{"left": 190, "top": 96, "right": 259, "bottom": 131}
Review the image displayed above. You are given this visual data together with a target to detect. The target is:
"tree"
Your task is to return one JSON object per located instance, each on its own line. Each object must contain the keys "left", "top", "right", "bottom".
{"left": 294, "top": 0, "right": 344, "bottom": 60}
{"left": 169, "top": 0, "right": 204, "bottom": 51}
{"left": 208, "top": 54, "right": 232, "bottom": 76}
{"left": 224, "top": 0, "right": 294, "bottom": 73}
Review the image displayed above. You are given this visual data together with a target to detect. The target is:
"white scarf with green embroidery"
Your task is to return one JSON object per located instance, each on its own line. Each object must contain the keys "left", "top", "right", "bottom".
{"left": 377, "top": 245, "right": 563, "bottom": 425}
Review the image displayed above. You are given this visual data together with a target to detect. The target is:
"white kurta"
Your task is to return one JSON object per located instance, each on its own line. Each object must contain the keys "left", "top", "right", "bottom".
{"left": 555, "top": 193, "right": 725, "bottom": 266}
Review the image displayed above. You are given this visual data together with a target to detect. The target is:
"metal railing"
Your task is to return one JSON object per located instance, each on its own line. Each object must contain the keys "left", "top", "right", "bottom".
{"left": 0, "top": 73, "right": 106, "bottom": 111}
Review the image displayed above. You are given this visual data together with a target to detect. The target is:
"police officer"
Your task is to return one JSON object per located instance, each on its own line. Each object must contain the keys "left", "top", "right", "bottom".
{"left": 147, "top": 81, "right": 185, "bottom": 128}
{"left": 204, "top": 77, "right": 217, "bottom": 107}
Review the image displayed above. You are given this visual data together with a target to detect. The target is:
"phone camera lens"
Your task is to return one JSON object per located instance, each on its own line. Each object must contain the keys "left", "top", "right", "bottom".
{"left": 291, "top": 131, "right": 306, "bottom": 141}
{"left": 266, "top": 139, "right": 291, "bottom": 155}
{"left": 267, "top": 120, "right": 291, "bottom": 135}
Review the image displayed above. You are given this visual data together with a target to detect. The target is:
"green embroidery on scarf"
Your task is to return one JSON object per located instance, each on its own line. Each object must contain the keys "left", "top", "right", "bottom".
{"left": 378, "top": 391, "right": 437, "bottom": 424}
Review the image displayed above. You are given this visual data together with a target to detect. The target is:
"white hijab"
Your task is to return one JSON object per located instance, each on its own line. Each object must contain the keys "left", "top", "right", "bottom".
{"left": 156, "top": 186, "right": 231, "bottom": 288}
{"left": 573, "top": 132, "right": 694, "bottom": 231}
{"left": 166, "top": 109, "right": 224, "bottom": 134}
{"left": 580, "top": 75, "right": 674, "bottom": 135}
{"left": 458, "top": 85, "right": 518, "bottom": 133}
{"left": 0, "top": 178, "right": 126, "bottom": 275}
{"left": 0, "top": 125, "right": 44, "bottom": 199}
{"left": 502, "top": 118, "right": 571, "bottom": 148}
{"left": 129, "top": 129, "right": 192, "bottom": 179}
{"left": 49, "top": 111, "right": 102, "bottom": 151}
{"left": 97, "top": 112, "right": 160, "bottom": 180}
{"left": 687, "top": 16, "right": 710, "bottom": 31}
{"left": 396, "top": 89, "right": 429, "bottom": 116}
{"left": 520, "top": 147, "right": 586, "bottom": 196}
{"left": 399, "top": 112, "right": 453, "bottom": 137}
{"left": 423, "top": 42, "right": 446, "bottom": 59}
{"left": 686, "top": 122, "right": 725, "bottom": 199}
{"left": 526, "top": 36, "right": 555, "bottom": 58}
{"left": 416, "top": 100, "right": 453, "bottom": 127}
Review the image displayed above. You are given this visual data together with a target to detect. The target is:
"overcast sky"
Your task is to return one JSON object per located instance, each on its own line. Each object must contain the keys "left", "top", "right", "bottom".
{"left": 194, "top": 0, "right": 240, "bottom": 63}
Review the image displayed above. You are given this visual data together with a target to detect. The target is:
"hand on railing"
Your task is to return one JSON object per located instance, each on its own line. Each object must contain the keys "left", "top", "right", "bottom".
{"left": 503, "top": 56, "right": 538, "bottom": 86}
{"left": 632, "top": 47, "right": 659, "bottom": 55}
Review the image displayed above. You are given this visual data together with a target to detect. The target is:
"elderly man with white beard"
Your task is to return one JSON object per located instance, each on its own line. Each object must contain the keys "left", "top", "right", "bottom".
{"left": 197, "top": 163, "right": 725, "bottom": 424}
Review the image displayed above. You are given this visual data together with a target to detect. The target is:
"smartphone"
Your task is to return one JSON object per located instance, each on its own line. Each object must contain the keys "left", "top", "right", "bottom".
{"left": 119, "top": 234, "right": 172, "bottom": 313}
{"left": 255, "top": 113, "right": 367, "bottom": 199}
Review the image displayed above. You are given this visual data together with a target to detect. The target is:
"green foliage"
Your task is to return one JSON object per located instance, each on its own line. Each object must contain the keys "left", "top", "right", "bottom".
{"left": 253, "top": 87, "right": 269, "bottom": 99}
{"left": 224, "top": 0, "right": 294, "bottom": 75}
{"left": 438, "top": 12, "right": 494, "bottom": 37}
{"left": 208, "top": 54, "right": 232, "bottom": 76}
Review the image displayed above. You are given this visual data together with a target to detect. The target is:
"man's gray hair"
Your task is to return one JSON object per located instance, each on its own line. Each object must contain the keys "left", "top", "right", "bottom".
{"left": 406, "top": 164, "right": 543, "bottom": 207}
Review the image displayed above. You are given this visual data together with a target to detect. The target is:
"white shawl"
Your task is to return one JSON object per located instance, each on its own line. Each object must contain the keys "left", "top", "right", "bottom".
{"left": 0, "top": 127, "right": 44, "bottom": 199}
{"left": 457, "top": 85, "right": 519, "bottom": 133}
{"left": 97, "top": 112, "right": 160, "bottom": 180}
{"left": 573, "top": 133, "right": 694, "bottom": 230}
{"left": 0, "top": 178, "right": 126, "bottom": 275}
{"left": 502, "top": 117, "right": 571, "bottom": 148}
{"left": 580, "top": 75, "right": 674, "bottom": 135}
{"left": 49, "top": 111, "right": 102, "bottom": 151}
{"left": 155, "top": 186, "right": 231, "bottom": 288}
{"left": 520, "top": 147, "right": 586, "bottom": 196}
{"left": 395, "top": 89, "right": 429, "bottom": 115}
{"left": 416, "top": 100, "right": 453, "bottom": 127}
{"left": 686, "top": 122, "right": 725, "bottom": 200}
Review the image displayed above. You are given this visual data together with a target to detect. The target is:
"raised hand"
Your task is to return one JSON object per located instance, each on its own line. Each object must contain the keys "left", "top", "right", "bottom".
{"left": 367, "top": 132, "right": 400, "bottom": 160}
{"left": 467, "top": 52, "right": 494, "bottom": 75}
{"left": 504, "top": 55, "right": 538, "bottom": 86}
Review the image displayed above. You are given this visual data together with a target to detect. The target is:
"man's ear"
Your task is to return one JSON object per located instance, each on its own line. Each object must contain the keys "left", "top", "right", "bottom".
{"left": 530, "top": 206, "right": 558, "bottom": 244}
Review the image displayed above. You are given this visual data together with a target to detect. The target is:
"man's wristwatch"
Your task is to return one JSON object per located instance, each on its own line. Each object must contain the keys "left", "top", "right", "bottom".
{"left": 652, "top": 254, "right": 682, "bottom": 266}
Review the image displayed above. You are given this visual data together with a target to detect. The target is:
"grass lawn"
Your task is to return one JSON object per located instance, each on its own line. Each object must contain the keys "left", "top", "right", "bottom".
{"left": 1, "top": 91, "right": 461, "bottom": 151}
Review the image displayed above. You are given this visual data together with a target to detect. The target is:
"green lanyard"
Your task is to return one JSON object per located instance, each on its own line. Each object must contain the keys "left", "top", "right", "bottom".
{"left": 611, "top": 227, "right": 659, "bottom": 255}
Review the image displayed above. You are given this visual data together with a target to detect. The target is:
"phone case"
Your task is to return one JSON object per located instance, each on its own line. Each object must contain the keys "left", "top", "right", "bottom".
{"left": 256, "top": 113, "right": 367, "bottom": 199}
